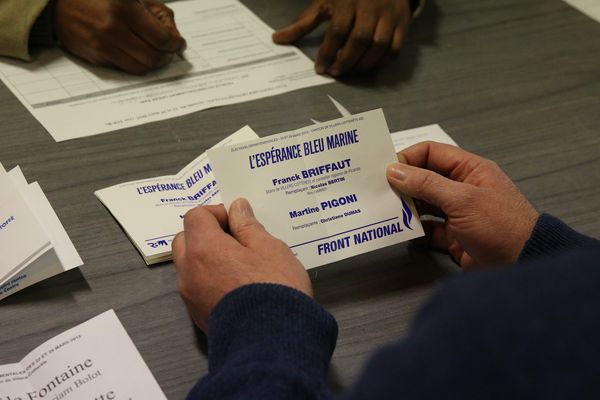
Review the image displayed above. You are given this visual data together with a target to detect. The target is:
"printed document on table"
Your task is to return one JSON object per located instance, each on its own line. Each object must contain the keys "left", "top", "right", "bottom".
{"left": 391, "top": 124, "right": 458, "bottom": 151}
{"left": 0, "top": 310, "right": 166, "bottom": 399}
{"left": 208, "top": 109, "right": 425, "bottom": 269}
{"left": 95, "top": 127, "right": 258, "bottom": 265}
{"left": 0, "top": 172, "right": 52, "bottom": 285}
{"left": 0, "top": 0, "right": 333, "bottom": 142}
{"left": 564, "top": 0, "right": 600, "bottom": 23}
{"left": 0, "top": 166, "right": 82, "bottom": 299}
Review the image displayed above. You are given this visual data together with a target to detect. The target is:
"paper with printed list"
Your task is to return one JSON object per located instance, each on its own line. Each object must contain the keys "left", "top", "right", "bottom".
{"left": 0, "top": 0, "right": 332, "bottom": 141}
{"left": 208, "top": 109, "right": 425, "bottom": 269}
{"left": 0, "top": 164, "right": 82, "bottom": 300}
{"left": 95, "top": 126, "right": 259, "bottom": 265}
{"left": 0, "top": 310, "right": 166, "bottom": 399}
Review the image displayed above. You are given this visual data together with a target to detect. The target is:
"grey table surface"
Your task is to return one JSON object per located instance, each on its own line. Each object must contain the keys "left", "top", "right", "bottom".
{"left": 1, "top": 0, "right": 599, "bottom": 398}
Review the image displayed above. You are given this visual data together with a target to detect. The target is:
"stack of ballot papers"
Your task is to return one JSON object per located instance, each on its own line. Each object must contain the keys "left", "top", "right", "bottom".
{"left": 97, "top": 105, "right": 458, "bottom": 269}
{"left": 0, "top": 310, "right": 166, "bottom": 399}
{"left": 0, "top": 164, "right": 82, "bottom": 300}
{"left": 95, "top": 126, "right": 259, "bottom": 264}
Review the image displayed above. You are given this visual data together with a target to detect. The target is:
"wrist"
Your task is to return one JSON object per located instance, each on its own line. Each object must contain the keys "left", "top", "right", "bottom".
{"left": 519, "top": 214, "right": 600, "bottom": 261}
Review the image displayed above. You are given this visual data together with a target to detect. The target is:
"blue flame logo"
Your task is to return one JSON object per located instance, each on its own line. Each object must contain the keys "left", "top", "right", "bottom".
{"left": 401, "top": 198, "right": 413, "bottom": 230}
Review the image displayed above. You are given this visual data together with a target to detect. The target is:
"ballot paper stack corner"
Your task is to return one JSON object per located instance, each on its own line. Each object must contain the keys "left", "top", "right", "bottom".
{"left": 0, "top": 163, "right": 83, "bottom": 300}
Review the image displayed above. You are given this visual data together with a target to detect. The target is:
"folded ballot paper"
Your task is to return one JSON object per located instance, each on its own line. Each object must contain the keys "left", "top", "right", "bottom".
{"left": 0, "top": 310, "right": 166, "bottom": 399}
{"left": 95, "top": 126, "right": 259, "bottom": 265}
{"left": 0, "top": 164, "right": 82, "bottom": 300}
{"left": 208, "top": 109, "right": 428, "bottom": 269}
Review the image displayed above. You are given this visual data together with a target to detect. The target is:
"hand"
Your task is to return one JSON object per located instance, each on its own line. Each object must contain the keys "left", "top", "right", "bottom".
{"left": 272, "top": 0, "right": 412, "bottom": 77}
{"left": 172, "top": 199, "right": 312, "bottom": 332}
{"left": 386, "top": 142, "right": 540, "bottom": 269}
{"left": 52, "top": 0, "right": 187, "bottom": 75}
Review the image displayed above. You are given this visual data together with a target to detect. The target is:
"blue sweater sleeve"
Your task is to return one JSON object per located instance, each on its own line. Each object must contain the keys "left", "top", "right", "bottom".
{"left": 188, "top": 215, "right": 600, "bottom": 399}
{"left": 187, "top": 284, "right": 338, "bottom": 400}
{"left": 519, "top": 213, "right": 600, "bottom": 261}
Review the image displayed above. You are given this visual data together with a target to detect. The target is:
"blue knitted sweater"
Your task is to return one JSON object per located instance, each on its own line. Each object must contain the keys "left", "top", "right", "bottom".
{"left": 188, "top": 214, "right": 600, "bottom": 399}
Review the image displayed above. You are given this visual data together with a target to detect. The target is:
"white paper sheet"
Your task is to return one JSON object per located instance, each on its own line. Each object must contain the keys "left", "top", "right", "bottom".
{"left": 391, "top": 124, "right": 458, "bottom": 151}
{"left": 208, "top": 109, "right": 425, "bottom": 269}
{"left": 0, "top": 173, "right": 52, "bottom": 284}
{"left": 95, "top": 126, "right": 259, "bottom": 264}
{"left": 0, "top": 167, "right": 82, "bottom": 299}
{"left": 316, "top": 97, "right": 458, "bottom": 151}
{"left": 0, "top": 0, "right": 333, "bottom": 141}
{"left": 0, "top": 310, "right": 166, "bottom": 399}
{"left": 564, "top": 0, "right": 600, "bottom": 23}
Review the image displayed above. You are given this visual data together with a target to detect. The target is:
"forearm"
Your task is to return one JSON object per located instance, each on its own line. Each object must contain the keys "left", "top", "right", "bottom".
{"left": 0, "top": 0, "right": 52, "bottom": 60}
{"left": 187, "top": 284, "right": 338, "bottom": 400}
{"left": 519, "top": 213, "right": 600, "bottom": 261}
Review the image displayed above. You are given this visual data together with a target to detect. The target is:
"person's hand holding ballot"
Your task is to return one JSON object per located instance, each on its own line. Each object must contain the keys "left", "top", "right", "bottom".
{"left": 53, "top": 0, "right": 186, "bottom": 75}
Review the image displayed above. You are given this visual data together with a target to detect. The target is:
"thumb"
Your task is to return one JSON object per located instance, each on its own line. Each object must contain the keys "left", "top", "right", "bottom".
{"left": 228, "top": 198, "right": 271, "bottom": 248}
{"left": 386, "top": 163, "right": 466, "bottom": 214}
{"left": 272, "top": 5, "right": 325, "bottom": 44}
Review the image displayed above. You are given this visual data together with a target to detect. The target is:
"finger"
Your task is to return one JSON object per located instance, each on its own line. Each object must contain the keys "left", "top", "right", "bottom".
{"left": 422, "top": 220, "right": 450, "bottom": 251}
{"left": 327, "top": 11, "right": 377, "bottom": 76}
{"left": 228, "top": 198, "right": 274, "bottom": 248}
{"left": 314, "top": 10, "right": 354, "bottom": 74}
{"left": 386, "top": 162, "right": 469, "bottom": 214}
{"left": 400, "top": 141, "right": 488, "bottom": 178}
{"left": 183, "top": 206, "right": 235, "bottom": 255}
{"left": 146, "top": 2, "right": 187, "bottom": 51}
{"left": 272, "top": 3, "right": 326, "bottom": 44}
{"left": 379, "top": 24, "right": 406, "bottom": 66}
{"left": 172, "top": 232, "right": 187, "bottom": 266}
{"left": 119, "top": 31, "right": 173, "bottom": 70}
{"left": 129, "top": 2, "right": 186, "bottom": 53}
{"left": 203, "top": 204, "right": 229, "bottom": 231}
{"left": 99, "top": 45, "right": 151, "bottom": 75}
{"left": 390, "top": 23, "right": 407, "bottom": 58}
{"left": 414, "top": 199, "right": 445, "bottom": 218}
{"left": 352, "top": 15, "right": 395, "bottom": 73}
{"left": 396, "top": 152, "right": 408, "bottom": 164}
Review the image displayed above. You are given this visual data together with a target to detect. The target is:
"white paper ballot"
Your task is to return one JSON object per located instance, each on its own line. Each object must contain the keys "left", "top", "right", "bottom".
{"left": 391, "top": 124, "right": 458, "bottom": 151}
{"left": 208, "top": 110, "right": 425, "bottom": 269}
{"left": 95, "top": 127, "right": 259, "bottom": 264}
{"left": 564, "top": 0, "right": 600, "bottom": 23}
{"left": 316, "top": 97, "right": 458, "bottom": 151}
{"left": 0, "top": 310, "right": 166, "bottom": 399}
{"left": 0, "top": 166, "right": 82, "bottom": 300}
{"left": 0, "top": 0, "right": 333, "bottom": 142}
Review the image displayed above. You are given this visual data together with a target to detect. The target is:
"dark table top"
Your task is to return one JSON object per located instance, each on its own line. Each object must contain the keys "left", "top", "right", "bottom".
{"left": 1, "top": 0, "right": 599, "bottom": 398}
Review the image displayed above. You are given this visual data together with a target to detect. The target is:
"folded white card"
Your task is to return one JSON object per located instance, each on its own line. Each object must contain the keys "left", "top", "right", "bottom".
{"left": 0, "top": 310, "right": 166, "bottom": 399}
{"left": 95, "top": 127, "right": 259, "bottom": 264}
{"left": 208, "top": 109, "right": 425, "bottom": 269}
{"left": 0, "top": 167, "right": 82, "bottom": 300}
{"left": 391, "top": 124, "right": 458, "bottom": 151}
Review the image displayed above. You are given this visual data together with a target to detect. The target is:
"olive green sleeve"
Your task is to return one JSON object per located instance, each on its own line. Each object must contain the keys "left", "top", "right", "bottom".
{"left": 0, "top": 0, "right": 52, "bottom": 60}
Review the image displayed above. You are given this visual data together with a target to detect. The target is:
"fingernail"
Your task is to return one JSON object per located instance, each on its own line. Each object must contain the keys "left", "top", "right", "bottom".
{"left": 388, "top": 165, "right": 408, "bottom": 181}
{"left": 315, "top": 64, "right": 326, "bottom": 74}
{"left": 328, "top": 68, "right": 340, "bottom": 77}
{"left": 231, "top": 198, "right": 254, "bottom": 218}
